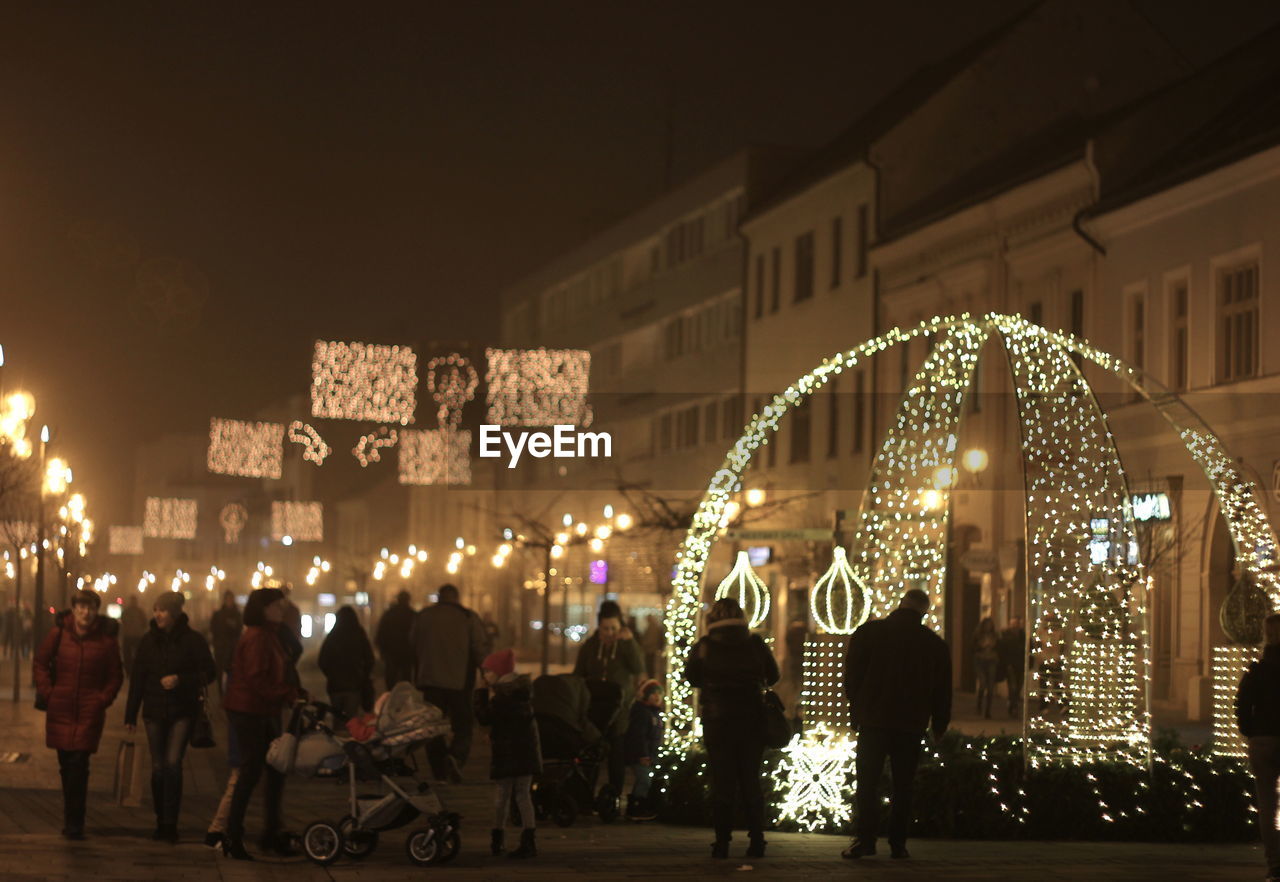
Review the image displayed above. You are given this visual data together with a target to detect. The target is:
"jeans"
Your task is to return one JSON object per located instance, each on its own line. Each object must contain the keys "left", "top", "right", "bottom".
{"left": 1249, "top": 736, "right": 1280, "bottom": 873}
{"left": 421, "top": 686, "right": 474, "bottom": 775}
{"left": 144, "top": 716, "right": 193, "bottom": 824}
{"left": 494, "top": 775, "right": 535, "bottom": 830}
{"left": 56, "top": 749, "right": 91, "bottom": 833}
{"left": 704, "top": 720, "right": 766, "bottom": 843}
{"left": 855, "top": 727, "right": 923, "bottom": 848}
{"left": 975, "top": 657, "right": 998, "bottom": 716}
{"left": 225, "top": 710, "right": 285, "bottom": 843}
{"left": 630, "top": 763, "right": 654, "bottom": 799}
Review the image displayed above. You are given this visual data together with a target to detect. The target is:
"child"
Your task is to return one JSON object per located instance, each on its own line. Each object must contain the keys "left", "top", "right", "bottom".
{"left": 473, "top": 649, "right": 541, "bottom": 858}
{"left": 623, "top": 678, "right": 664, "bottom": 821}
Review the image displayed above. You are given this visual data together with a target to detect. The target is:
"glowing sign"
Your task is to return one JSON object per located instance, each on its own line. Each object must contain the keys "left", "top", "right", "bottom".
{"left": 1130, "top": 492, "right": 1171, "bottom": 522}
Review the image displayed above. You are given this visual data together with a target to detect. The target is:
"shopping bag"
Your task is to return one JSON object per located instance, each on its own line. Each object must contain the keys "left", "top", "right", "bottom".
{"left": 266, "top": 732, "right": 298, "bottom": 774}
{"left": 113, "top": 739, "right": 139, "bottom": 806}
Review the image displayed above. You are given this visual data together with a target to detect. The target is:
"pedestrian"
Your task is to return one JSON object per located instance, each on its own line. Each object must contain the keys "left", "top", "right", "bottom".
{"left": 623, "top": 678, "right": 663, "bottom": 821}
{"left": 120, "top": 594, "right": 148, "bottom": 675}
{"left": 683, "top": 597, "right": 779, "bottom": 860}
{"left": 375, "top": 590, "right": 416, "bottom": 690}
{"left": 473, "top": 648, "right": 540, "bottom": 859}
{"left": 997, "top": 616, "right": 1026, "bottom": 717}
{"left": 639, "top": 614, "right": 665, "bottom": 680}
{"left": 123, "top": 590, "right": 216, "bottom": 842}
{"left": 32, "top": 589, "right": 123, "bottom": 840}
{"left": 411, "top": 583, "right": 490, "bottom": 782}
{"left": 1236, "top": 612, "right": 1280, "bottom": 882}
{"left": 204, "top": 721, "right": 242, "bottom": 850}
{"left": 209, "top": 589, "right": 242, "bottom": 695}
{"left": 972, "top": 616, "right": 999, "bottom": 719}
{"left": 574, "top": 600, "right": 643, "bottom": 799}
{"left": 842, "top": 588, "right": 951, "bottom": 860}
{"left": 319, "top": 605, "right": 375, "bottom": 719}
{"left": 221, "top": 586, "right": 301, "bottom": 860}
{"left": 279, "top": 584, "right": 303, "bottom": 641}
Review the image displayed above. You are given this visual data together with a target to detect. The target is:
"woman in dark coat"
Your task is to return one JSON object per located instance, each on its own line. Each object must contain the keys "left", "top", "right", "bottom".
{"left": 318, "top": 605, "right": 375, "bottom": 719}
{"left": 474, "top": 649, "right": 541, "bottom": 859}
{"left": 33, "top": 589, "right": 124, "bottom": 840}
{"left": 684, "top": 597, "right": 779, "bottom": 860}
{"left": 208, "top": 589, "right": 242, "bottom": 693}
{"left": 124, "top": 591, "right": 216, "bottom": 841}
{"left": 222, "top": 587, "right": 300, "bottom": 860}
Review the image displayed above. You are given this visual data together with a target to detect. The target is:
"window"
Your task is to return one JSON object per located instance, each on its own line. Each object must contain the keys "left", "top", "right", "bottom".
{"left": 1219, "top": 262, "right": 1259, "bottom": 382}
{"left": 790, "top": 398, "right": 811, "bottom": 463}
{"left": 704, "top": 402, "right": 718, "bottom": 443}
{"left": 754, "top": 254, "right": 764, "bottom": 319}
{"left": 1027, "top": 300, "right": 1043, "bottom": 325}
{"left": 794, "top": 232, "right": 815, "bottom": 302}
{"left": 827, "top": 379, "right": 839, "bottom": 458}
{"left": 657, "top": 413, "right": 673, "bottom": 453}
{"left": 856, "top": 203, "right": 869, "bottom": 279}
{"left": 770, "top": 247, "right": 781, "bottom": 313}
{"left": 673, "top": 406, "right": 700, "bottom": 449}
{"left": 830, "top": 216, "right": 843, "bottom": 289}
{"left": 722, "top": 396, "right": 743, "bottom": 440}
{"left": 1128, "top": 291, "right": 1146, "bottom": 371}
{"left": 1169, "top": 278, "right": 1188, "bottom": 391}
{"left": 851, "top": 370, "right": 866, "bottom": 454}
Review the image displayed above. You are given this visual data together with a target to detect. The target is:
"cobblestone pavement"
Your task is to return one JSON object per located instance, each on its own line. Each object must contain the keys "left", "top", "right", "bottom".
{"left": 0, "top": 656, "right": 1264, "bottom": 880}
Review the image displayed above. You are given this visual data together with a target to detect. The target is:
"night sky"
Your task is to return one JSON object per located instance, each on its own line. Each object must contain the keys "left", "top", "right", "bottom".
{"left": 1, "top": 1, "right": 1272, "bottom": 522}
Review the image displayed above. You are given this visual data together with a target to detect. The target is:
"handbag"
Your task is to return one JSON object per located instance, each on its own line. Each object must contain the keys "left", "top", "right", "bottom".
{"left": 266, "top": 731, "right": 299, "bottom": 774}
{"left": 112, "top": 739, "right": 139, "bottom": 805}
{"left": 189, "top": 686, "right": 216, "bottom": 749}
{"left": 761, "top": 689, "right": 792, "bottom": 749}
{"left": 34, "top": 626, "right": 64, "bottom": 712}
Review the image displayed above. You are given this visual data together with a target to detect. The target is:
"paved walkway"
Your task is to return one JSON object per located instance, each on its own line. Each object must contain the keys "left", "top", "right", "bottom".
{"left": 0, "top": 656, "right": 1265, "bottom": 880}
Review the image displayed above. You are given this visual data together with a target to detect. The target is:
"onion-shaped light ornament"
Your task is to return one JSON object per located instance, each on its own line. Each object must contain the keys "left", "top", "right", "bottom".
{"left": 714, "top": 550, "right": 770, "bottom": 628}
{"left": 811, "top": 546, "right": 871, "bottom": 635}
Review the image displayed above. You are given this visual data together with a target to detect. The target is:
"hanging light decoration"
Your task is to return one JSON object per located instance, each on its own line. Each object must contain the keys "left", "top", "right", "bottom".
{"left": 810, "top": 546, "right": 871, "bottom": 635}
{"left": 714, "top": 550, "right": 770, "bottom": 628}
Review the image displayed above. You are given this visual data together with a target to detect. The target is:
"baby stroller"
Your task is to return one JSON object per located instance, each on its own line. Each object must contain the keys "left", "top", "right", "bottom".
{"left": 529, "top": 674, "right": 623, "bottom": 826}
{"left": 291, "top": 683, "right": 463, "bottom": 866}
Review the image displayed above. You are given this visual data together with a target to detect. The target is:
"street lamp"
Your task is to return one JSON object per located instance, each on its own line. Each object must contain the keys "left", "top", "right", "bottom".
{"left": 962, "top": 447, "right": 989, "bottom": 475}
{"left": 745, "top": 487, "right": 766, "bottom": 508}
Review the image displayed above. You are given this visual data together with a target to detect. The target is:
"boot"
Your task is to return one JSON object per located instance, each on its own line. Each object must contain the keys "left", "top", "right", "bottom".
{"left": 221, "top": 837, "right": 253, "bottom": 861}
{"left": 746, "top": 835, "right": 767, "bottom": 858}
{"left": 625, "top": 794, "right": 638, "bottom": 820}
{"left": 490, "top": 828, "right": 505, "bottom": 856}
{"left": 629, "top": 795, "right": 657, "bottom": 822}
{"left": 507, "top": 827, "right": 536, "bottom": 859}
{"left": 711, "top": 839, "right": 729, "bottom": 859}
{"left": 162, "top": 822, "right": 179, "bottom": 844}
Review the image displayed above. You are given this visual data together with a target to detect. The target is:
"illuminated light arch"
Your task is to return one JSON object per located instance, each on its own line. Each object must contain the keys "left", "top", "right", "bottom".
{"left": 663, "top": 313, "right": 1280, "bottom": 766}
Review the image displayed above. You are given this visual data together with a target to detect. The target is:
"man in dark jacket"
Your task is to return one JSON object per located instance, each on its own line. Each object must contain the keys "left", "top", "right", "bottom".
{"left": 1236, "top": 613, "right": 1280, "bottom": 881}
{"left": 997, "top": 616, "right": 1026, "bottom": 718}
{"left": 411, "top": 583, "right": 490, "bottom": 781}
{"left": 376, "top": 591, "right": 416, "bottom": 690}
{"left": 209, "top": 590, "right": 242, "bottom": 694}
{"left": 842, "top": 588, "right": 951, "bottom": 860}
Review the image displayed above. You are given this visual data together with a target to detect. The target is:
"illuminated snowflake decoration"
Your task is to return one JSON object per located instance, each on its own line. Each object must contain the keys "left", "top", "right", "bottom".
{"left": 774, "top": 723, "right": 856, "bottom": 832}
{"left": 426, "top": 353, "right": 478, "bottom": 428}
{"left": 713, "top": 550, "right": 770, "bottom": 628}
{"left": 288, "top": 421, "right": 331, "bottom": 466}
{"left": 353, "top": 426, "right": 399, "bottom": 467}
{"left": 485, "top": 348, "right": 591, "bottom": 427}
{"left": 398, "top": 428, "right": 472, "bottom": 485}
{"left": 310, "top": 340, "right": 418, "bottom": 425}
{"left": 206, "top": 418, "right": 284, "bottom": 478}
{"left": 219, "top": 503, "right": 248, "bottom": 543}
{"left": 108, "top": 526, "right": 143, "bottom": 556}
{"left": 143, "top": 498, "right": 198, "bottom": 539}
{"left": 271, "top": 501, "right": 323, "bottom": 542}
{"left": 810, "top": 546, "right": 870, "bottom": 635}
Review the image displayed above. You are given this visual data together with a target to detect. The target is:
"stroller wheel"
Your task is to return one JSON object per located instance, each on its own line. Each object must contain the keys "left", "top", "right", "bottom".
{"left": 301, "top": 820, "right": 343, "bottom": 866}
{"left": 436, "top": 830, "right": 461, "bottom": 863}
{"left": 595, "top": 785, "right": 620, "bottom": 823}
{"left": 552, "top": 792, "right": 578, "bottom": 827}
{"left": 405, "top": 828, "right": 441, "bottom": 866}
{"left": 338, "top": 816, "right": 378, "bottom": 859}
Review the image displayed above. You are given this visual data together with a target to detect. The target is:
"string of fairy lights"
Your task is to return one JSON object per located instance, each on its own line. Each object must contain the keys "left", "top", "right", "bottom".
{"left": 713, "top": 550, "right": 771, "bottom": 627}
{"left": 657, "top": 312, "right": 1280, "bottom": 831}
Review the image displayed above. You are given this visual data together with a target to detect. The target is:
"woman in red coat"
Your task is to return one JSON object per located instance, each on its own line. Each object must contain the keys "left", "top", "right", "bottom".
{"left": 33, "top": 589, "right": 123, "bottom": 840}
{"left": 221, "top": 587, "right": 301, "bottom": 860}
